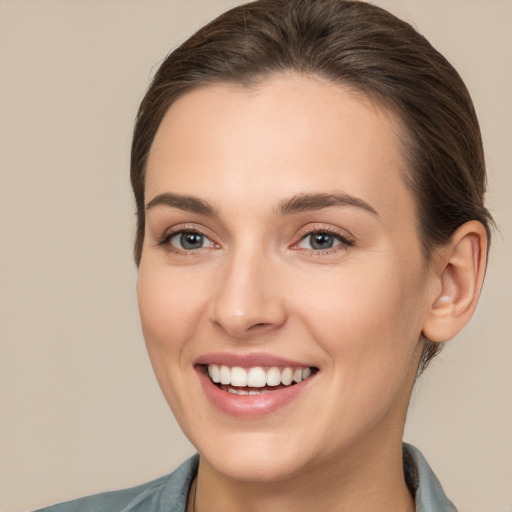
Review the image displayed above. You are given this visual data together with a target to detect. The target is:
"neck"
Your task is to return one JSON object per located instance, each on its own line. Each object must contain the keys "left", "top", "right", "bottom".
{"left": 191, "top": 437, "right": 415, "bottom": 512}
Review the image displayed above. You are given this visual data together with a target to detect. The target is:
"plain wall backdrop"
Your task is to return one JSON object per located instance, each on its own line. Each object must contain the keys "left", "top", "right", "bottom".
{"left": 1, "top": 1, "right": 511, "bottom": 511}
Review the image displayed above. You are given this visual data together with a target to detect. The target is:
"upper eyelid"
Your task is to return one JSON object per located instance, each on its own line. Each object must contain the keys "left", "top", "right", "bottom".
{"left": 162, "top": 223, "right": 215, "bottom": 239}
{"left": 295, "top": 224, "right": 354, "bottom": 242}
{"left": 300, "top": 227, "right": 350, "bottom": 238}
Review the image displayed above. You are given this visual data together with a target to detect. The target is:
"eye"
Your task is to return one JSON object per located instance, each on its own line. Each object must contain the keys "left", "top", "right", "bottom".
{"left": 295, "top": 230, "right": 353, "bottom": 252}
{"left": 168, "top": 230, "right": 215, "bottom": 251}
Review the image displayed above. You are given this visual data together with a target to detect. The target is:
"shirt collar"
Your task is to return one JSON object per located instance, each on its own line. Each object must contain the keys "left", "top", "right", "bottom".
{"left": 403, "top": 443, "right": 458, "bottom": 511}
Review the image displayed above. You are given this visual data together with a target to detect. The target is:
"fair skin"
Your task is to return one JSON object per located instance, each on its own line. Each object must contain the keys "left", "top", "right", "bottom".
{"left": 137, "top": 74, "right": 486, "bottom": 512}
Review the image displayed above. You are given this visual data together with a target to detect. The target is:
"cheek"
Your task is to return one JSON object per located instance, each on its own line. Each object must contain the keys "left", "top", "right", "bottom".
{"left": 303, "top": 267, "right": 426, "bottom": 436}
{"left": 136, "top": 262, "right": 210, "bottom": 400}
{"left": 300, "top": 260, "right": 427, "bottom": 376}
{"left": 138, "top": 263, "right": 204, "bottom": 345}
{"left": 136, "top": 263, "right": 210, "bottom": 420}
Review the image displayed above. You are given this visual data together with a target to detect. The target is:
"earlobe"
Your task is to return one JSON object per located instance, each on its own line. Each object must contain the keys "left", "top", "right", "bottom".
{"left": 422, "top": 221, "right": 488, "bottom": 343}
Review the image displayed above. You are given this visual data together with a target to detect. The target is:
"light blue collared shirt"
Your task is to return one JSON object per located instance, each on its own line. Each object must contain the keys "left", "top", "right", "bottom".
{"left": 34, "top": 443, "right": 457, "bottom": 511}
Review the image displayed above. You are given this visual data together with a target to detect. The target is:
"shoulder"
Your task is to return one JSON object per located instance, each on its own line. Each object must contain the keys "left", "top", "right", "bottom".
{"left": 33, "top": 455, "right": 199, "bottom": 512}
{"left": 403, "top": 443, "right": 458, "bottom": 512}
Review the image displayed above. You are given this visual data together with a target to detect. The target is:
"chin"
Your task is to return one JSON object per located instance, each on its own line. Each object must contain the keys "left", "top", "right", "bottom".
{"left": 200, "top": 439, "right": 312, "bottom": 483}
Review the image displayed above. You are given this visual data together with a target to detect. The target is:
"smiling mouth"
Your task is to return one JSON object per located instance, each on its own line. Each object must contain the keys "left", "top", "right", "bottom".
{"left": 204, "top": 364, "right": 318, "bottom": 395}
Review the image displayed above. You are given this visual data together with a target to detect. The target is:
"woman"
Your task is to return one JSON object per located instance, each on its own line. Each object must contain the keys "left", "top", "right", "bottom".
{"left": 36, "top": 0, "right": 492, "bottom": 510}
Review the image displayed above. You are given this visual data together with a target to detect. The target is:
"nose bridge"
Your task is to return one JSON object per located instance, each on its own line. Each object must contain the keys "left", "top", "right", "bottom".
{"left": 210, "top": 242, "right": 286, "bottom": 338}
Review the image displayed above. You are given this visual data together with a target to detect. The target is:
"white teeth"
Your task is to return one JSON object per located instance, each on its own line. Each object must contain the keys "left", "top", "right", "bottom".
{"left": 220, "top": 365, "right": 231, "bottom": 385}
{"left": 281, "top": 367, "right": 293, "bottom": 385}
{"left": 247, "top": 367, "right": 267, "bottom": 387}
{"left": 207, "top": 364, "right": 315, "bottom": 388}
{"left": 230, "top": 367, "right": 247, "bottom": 387}
{"left": 223, "top": 386, "right": 271, "bottom": 396}
{"left": 208, "top": 364, "right": 221, "bottom": 383}
{"left": 266, "top": 367, "right": 281, "bottom": 386}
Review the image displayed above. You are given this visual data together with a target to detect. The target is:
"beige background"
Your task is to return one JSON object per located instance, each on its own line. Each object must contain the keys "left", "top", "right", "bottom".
{"left": 1, "top": 1, "right": 510, "bottom": 511}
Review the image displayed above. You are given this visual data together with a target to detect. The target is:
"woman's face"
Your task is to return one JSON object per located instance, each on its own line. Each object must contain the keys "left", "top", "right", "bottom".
{"left": 138, "top": 75, "right": 436, "bottom": 482}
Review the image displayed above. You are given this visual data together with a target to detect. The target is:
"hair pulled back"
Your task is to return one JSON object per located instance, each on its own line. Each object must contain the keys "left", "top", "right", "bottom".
{"left": 131, "top": 0, "right": 493, "bottom": 372}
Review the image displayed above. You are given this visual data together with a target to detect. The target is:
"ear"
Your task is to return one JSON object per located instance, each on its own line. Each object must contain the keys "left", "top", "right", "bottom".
{"left": 422, "top": 221, "right": 488, "bottom": 343}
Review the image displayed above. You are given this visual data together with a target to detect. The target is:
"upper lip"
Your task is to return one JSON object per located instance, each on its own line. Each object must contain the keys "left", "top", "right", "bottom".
{"left": 194, "top": 352, "right": 315, "bottom": 368}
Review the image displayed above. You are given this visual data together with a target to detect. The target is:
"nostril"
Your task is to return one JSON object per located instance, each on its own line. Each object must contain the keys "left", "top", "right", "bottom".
{"left": 248, "top": 322, "right": 271, "bottom": 331}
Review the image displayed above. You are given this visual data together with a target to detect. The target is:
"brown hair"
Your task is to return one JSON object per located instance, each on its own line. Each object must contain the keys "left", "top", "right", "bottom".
{"left": 130, "top": 0, "right": 493, "bottom": 372}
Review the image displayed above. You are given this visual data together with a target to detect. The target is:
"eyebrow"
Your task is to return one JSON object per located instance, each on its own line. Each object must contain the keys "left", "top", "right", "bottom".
{"left": 145, "top": 191, "right": 378, "bottom": 218}
{"left": 277, "top": 193, "right": 379, "bottom": 217}
{"left": 146, "top": 193, "right": 218, "bottom": 216}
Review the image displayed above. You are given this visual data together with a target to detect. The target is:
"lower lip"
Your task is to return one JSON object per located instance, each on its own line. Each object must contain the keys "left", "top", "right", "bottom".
{"left": 196, "top": 366, "right": 315, "bottom": 418}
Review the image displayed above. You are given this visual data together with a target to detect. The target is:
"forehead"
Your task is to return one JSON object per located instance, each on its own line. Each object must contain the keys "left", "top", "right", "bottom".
{"left": 145, "top": 74, "right": 415, "bottom": 224}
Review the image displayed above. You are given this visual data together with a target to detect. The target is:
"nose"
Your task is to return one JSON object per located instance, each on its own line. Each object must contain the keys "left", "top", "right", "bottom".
{"left": 209, "top": 250, "right": 287, "bottom": 340}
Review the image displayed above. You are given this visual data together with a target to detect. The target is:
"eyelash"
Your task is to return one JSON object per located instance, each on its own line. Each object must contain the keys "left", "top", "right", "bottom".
{"left": 157, "top": 227, "right": 217, "bottom": 255}
{"left": 293, "top": 227, "right": 354, "bottom": 255}
{"left": 156, "top": 226, "right": 354, "bottom": 256}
